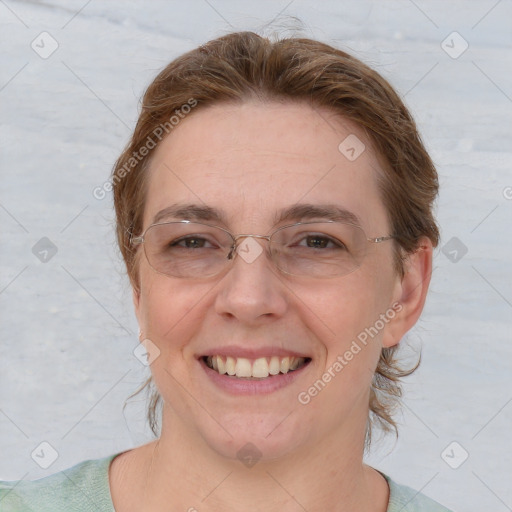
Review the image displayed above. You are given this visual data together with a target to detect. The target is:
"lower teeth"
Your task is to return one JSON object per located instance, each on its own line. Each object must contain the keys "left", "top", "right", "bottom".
{"left": 228, "top": 371, "right": 291, "bottom": 379}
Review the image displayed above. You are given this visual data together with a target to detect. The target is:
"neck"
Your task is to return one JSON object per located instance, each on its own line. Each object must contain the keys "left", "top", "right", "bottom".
{"left": 134, "top": 407, "right": 389, "bottom": 512}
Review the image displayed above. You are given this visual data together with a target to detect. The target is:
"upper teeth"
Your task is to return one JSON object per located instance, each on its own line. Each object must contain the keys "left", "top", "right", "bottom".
{"left": 206, "top": 356, "right": 306, "bottom": 378}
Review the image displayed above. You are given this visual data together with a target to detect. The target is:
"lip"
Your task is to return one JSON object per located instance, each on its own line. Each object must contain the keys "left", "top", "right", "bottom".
{"left": 199, "top": 356, "right": 311, "bottom": 395}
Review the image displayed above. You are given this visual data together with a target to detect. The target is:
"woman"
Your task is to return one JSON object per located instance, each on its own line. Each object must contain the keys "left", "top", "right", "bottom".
{"left": 0, "top": 31, "right": 453, "bottom": 511}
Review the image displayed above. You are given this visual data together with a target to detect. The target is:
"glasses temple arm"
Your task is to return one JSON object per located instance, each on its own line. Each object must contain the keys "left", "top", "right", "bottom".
{"left": 368, "top": 235, "right": 395, "bottom": 243}
{"left": 131, "top": 235, "right": 144, "bottom": 246}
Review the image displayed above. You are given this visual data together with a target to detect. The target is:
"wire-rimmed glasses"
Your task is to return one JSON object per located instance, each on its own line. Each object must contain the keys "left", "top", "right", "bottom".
{"left": 131, "top": 220, "right": 394, "bottom": 278}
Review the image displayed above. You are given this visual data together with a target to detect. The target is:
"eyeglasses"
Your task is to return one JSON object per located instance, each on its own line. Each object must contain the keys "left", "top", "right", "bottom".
{"left": 131, "top": 220, "right": 394, "bottom": 279}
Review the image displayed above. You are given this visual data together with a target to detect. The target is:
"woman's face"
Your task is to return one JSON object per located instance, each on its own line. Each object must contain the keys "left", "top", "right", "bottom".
{"left": 134, "top": 101, "right": 405, "bottom": 461}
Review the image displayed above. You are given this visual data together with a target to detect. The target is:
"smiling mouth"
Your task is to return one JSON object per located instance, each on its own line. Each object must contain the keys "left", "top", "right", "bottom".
{"left": 202, "top": 355, "right": 311, "bottom": 379}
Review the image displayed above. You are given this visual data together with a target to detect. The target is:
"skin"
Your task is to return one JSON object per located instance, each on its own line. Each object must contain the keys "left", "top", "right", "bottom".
{"left": 109, "top": 100, "right": 433, "bottom": 511}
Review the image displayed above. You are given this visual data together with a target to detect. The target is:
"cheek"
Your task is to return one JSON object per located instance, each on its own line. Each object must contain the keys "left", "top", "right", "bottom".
{"left": 305, "top": 266, "right": 395, "bottom": 374}
{"left": 315, "top": 272, "right": 391, "bottom": 338}
{"left": 137, "top": 267, "right": 210, "bottom": 351}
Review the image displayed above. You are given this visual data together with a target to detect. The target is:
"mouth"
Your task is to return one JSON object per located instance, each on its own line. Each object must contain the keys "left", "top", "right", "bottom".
{"left": 202, "top": 355, "right": 312, "bottom": 379}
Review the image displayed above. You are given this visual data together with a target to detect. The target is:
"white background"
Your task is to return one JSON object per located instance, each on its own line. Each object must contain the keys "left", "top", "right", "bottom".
{"left": 1, "top": 1, "right": 511, "bottom": 510}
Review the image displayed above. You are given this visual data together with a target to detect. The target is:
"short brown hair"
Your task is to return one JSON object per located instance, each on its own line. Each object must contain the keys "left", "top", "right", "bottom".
{"left": 113, "top": 31, "right": 439, "bottom": 444}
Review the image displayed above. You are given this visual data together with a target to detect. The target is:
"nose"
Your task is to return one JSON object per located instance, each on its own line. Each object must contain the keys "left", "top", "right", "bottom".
{"left": 214, "top": 238, "right": 288, "bottom": 325}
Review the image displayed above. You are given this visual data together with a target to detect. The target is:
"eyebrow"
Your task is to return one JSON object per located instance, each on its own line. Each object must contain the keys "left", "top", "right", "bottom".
{"left": 152, "top": 204, "right": 227, "bottom": 225}
{"left": 275, "top": 204, "right": 361, "bottom": 226}
{"left": 151, "top": 203, "right": 361, "bottom": 228}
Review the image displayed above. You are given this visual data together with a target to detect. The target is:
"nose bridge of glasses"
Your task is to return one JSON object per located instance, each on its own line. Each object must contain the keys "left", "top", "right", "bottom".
{"left": 233, "top": 233, "right": 271, "bottom": 243}
{"left": 227, "top": 233, "right": 272, "bottom": 261}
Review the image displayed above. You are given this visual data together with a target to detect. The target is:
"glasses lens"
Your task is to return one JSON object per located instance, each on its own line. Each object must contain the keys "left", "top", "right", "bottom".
{"left": 270, "top": 222, "right": 367, "bottom": 277}
{"left": 143, "top": 222, "right": 232, "bottom": 277}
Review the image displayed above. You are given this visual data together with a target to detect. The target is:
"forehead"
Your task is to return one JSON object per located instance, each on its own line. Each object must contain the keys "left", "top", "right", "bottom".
{"left": 144, "top": 101, "right": 389, "bottom": 232}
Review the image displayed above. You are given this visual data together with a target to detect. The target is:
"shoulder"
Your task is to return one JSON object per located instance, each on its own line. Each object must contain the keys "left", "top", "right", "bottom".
{"left": 382, "top": 473, "right": 454, "bottom": 512}
{"left": 0, "top": 453, "right": 120, "bottom": 512}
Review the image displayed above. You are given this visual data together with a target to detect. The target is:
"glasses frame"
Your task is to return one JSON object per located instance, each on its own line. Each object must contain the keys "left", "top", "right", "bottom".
{"left": 130, "top": 220, "right": 395, "bottom": 278}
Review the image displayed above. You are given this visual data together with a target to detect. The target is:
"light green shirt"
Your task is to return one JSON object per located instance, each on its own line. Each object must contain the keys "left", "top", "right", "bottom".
{"left": 0, "top": 453, "right": 453, "bottom": 511}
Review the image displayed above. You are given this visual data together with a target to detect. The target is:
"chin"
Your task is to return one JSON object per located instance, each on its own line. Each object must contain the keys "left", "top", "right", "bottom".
{"left": 197, "top": 412, "right": 312, "bottom": 466}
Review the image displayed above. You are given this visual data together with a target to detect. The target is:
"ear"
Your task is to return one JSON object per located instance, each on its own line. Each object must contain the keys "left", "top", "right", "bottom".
{"left": 382, "top": 238, "right": 433, "bottom": 348}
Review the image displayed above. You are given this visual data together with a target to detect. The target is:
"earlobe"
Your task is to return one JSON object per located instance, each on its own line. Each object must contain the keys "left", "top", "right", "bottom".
{"left": 382, "top": 238, "right": 433, "bottom": 348}
{"left": 132, "top": 287, "right": 143, "bottom": 336}
{"left": 133, "top": 287, "right": 140, "bottom": 308}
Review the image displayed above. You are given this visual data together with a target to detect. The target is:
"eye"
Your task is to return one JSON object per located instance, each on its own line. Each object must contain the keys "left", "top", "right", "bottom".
{"left": 303, "top": 234, "right": 335, "bottom": 249}
{"left": 170, "top": 235, "right": 219, "bottom": 249}
{"left": 295, "top": 233, "right": 347, "bottom": 250}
